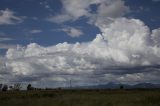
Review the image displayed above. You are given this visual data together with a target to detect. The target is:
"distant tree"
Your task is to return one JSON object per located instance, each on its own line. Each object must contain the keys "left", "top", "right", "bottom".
{"left": 0, "top": 84, "right": 3, "bottom": 90}
{"left": 9, "top": 86, "right": 13, "bottom": 90}
{"left": 120, "top": 85, "right": 124, "bottom": 89}
{"left": 2, "top": 85, "right": 8, "bottom": 91}
{"left": 27, "top": 84, "right": 32, "bottom": 91}
{"left": 13, "top": 83, "right": 22, "bottom": 91}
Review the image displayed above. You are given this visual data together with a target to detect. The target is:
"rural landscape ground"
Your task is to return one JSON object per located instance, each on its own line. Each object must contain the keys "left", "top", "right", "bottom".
{"left": 0, "top": 89, "right": 160, "bottom": 106}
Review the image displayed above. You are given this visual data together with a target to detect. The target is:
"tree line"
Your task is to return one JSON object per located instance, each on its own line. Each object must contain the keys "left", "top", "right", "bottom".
{"left": 0, "top": 83, "right": 60, "bottom": 91}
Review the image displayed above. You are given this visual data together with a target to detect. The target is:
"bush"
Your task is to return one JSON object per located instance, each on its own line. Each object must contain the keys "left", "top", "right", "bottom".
{"left": 2, "top": 85, "right": 8, "bottom": 91}
{"left": 27, "top": 84, "right": 32, "bottom": 91}
{"left": 120, "top": 85, "right": 124, "bottom": 89}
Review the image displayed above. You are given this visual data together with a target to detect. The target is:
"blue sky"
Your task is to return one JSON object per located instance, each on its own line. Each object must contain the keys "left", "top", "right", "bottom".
{"left": 0, "top": 0, "right": 159, "bottom": 49}
{"left": 0, "top": 0, "right": 100, "bottom": 49}
{"left": 0, "top": 0, "right": 160, "bottom": 87}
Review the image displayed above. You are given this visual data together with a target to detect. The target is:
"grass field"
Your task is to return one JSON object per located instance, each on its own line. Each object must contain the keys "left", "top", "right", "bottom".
{"left": 0, "top": 89, "right": 160, "bottom": 106}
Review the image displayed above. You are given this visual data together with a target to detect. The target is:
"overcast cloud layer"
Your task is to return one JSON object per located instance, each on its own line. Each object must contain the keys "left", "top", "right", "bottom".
{"left": 0, "top": 0, "right": 160, "bottom": 87}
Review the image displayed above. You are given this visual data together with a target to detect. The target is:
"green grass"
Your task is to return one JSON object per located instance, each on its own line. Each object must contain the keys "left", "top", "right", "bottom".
{"left": 0, "top": 89, "right": 160, "bottom": 106}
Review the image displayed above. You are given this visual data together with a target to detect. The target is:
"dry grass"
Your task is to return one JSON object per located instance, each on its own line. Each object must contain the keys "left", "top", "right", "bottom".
{"left": 0, "top": 89, "right": 160, "bottom": 106}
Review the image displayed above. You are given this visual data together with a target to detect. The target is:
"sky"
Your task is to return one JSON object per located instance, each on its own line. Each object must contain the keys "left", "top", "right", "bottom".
{"left": 0, "top": 0, "right": 160, "bottom": 88}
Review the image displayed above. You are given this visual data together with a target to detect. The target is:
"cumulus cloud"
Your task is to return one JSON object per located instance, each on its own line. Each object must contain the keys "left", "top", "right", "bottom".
{"left": 47, "top": 0, "right": 129, "bottom": 25}
{"left": 60, "top": 27, "right": 83, "bottom": 37}
{"left": 0, "top": 8, "right": 24, "bottom": 25}
{"left": 151, "top": 28, "right": 160, "bottom": 46}
{"left": 91, "top": 0, "right": 129, "bottom": 27}
{"left": 1, "top": 18, "right": 160, "bottom": 86}
{"left": 1, "top": 0, "right": 160, "bottom": 87}
{"left": 47, "top": 0, "right": 95, "bottom": 23}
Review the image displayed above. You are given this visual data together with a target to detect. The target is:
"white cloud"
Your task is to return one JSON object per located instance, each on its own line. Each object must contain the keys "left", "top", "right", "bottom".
{"left": 47, "top": 14, "right": 72, "bottom": 23}
{"left": 151, "top": 28, "right": 160, "bottom": 46}
{"left": 30, "top": 29, "right": 42, "bottom": 34}
{"left": 47, "top": 0, "right": 129, "bottom": 25}
{"left": 40, "top": 1, "right": 53, "bottom": 11}
{"left": 92, "top": 0, "right": 129, "bottom": 27}
{"left": 97, "top": 0, "right": 129, "bottom": 18}
{"left": 61, "top": 0, "right": 91, "bottom": 19}
{"left": 61, "top": 27, "right": 83, "bottom": 37}
{"left": 46, "top": 0, "right": 96, "bottom": 23}
{"left": 1, "top": 0, "right": 160, "bottom": 87}
{"left": 1, "top": 18, "right": 160, "bottom": 86}
{"left": 0, "top": 8, "right": 23, "bottom": 25}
